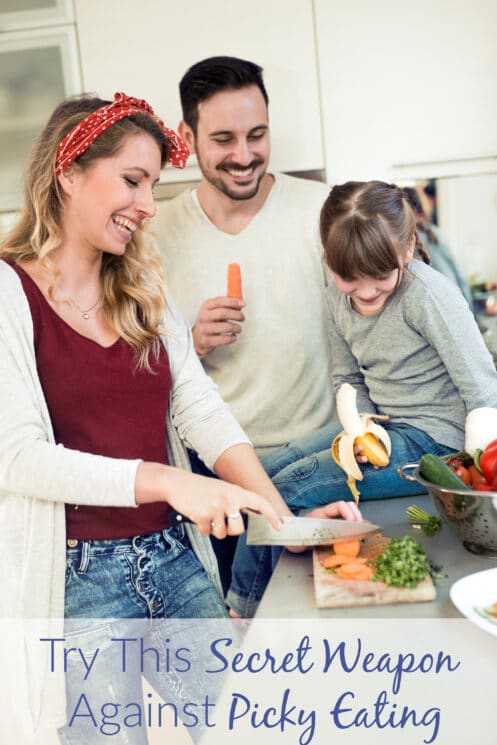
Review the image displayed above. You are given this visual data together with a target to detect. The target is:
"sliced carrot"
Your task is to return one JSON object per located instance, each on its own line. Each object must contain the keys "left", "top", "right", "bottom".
{"left": 322, "top": 555, "right": 368, "bottom": 569}
{"left": 227, "top": 263, "right": 243, "bottom": 299}
{"left": 331, "top": 539, "right": 360, "bottom": 558}
{"left": 335, "top": 563, "right": 374, "bottom": 581}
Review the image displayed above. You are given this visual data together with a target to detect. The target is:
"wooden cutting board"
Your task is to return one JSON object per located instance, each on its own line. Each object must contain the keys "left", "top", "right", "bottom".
{"left": 313, "top": 534, "right": 436, "bottom": 609}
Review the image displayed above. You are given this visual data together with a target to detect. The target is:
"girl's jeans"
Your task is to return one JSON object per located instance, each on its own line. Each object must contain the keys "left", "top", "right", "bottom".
{"left": 226, "top": 422, "right": 455, "bottom": 617}
{"left": 58, "top": 525, "right": 232, "bottom": 745}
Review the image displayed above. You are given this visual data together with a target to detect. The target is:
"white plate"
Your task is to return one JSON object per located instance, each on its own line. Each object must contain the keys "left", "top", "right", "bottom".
{"left": 450, "top": 567, "right": 497, "bottom": 637}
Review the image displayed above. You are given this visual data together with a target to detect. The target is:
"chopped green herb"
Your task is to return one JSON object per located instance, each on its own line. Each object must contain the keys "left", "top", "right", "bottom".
{"left": 406, "top": 504, "right": 442, "bottom": 536}
{"left": 372, "top": 535, "right": 430, "bottom": 589}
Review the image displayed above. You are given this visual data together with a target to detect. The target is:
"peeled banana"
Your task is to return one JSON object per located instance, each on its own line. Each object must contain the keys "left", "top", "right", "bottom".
{"left": 331, "top": 383, "right": 391, "bottom": 504}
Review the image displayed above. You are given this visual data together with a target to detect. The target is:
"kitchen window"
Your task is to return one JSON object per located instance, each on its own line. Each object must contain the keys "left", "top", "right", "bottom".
{"left": 0, "top": 0, "right": 81, "bottom": 213}
{"left": 0, "top": 0, "right": 74, "bottom": 30}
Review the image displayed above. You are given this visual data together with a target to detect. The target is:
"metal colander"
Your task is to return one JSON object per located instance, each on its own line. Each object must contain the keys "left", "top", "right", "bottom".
{"left": 398, "top": 462, "right": 497, "bottom": 558}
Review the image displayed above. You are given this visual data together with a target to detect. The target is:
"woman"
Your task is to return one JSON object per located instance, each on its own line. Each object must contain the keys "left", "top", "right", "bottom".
{"left": 0, "top": 91, "right": 311, "bottom": 743}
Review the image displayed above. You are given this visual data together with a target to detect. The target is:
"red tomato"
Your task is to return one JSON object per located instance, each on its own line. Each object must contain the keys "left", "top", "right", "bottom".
{"left": 468, "top": 465, "right": 490, "bottom": 490}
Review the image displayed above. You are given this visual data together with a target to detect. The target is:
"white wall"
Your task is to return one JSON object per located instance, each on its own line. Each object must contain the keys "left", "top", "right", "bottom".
{"left": 2, "top": 1, "right": 496, "bottom": 279}
{"left": 313, "top": 0, "right": 497, "bottom": 279}
{"left": 314, "top": 0, "right": 497, "bottom": 183}
{"left": 438, "top": 174, "right": 497, "bottom": 281}
{"left": 74, "top": 0, "right": 324, "bottom": 179}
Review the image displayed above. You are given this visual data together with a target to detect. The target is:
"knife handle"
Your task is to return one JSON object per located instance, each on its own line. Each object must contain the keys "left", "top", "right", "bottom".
{"left": 167, "top": 508, "right": 193, "bottom": 525}
{"left": 167, "top": 507, "right": 260, "bottom": 527}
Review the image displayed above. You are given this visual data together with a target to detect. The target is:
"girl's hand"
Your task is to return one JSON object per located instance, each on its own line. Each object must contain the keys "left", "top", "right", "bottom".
{"left": 354, "top": 442, "right": 369, "bottom": 464}
{"left": 286, "top": 500, "right": 363, "bottom": 553}
{"left": 353, "top": 415, "right": 386, "bottom": 466}
{"left": 354, "top": 441, "right": 379, "bottom": 467}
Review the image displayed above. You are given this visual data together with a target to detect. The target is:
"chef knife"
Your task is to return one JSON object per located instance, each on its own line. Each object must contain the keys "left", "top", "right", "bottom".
{"left": 246, "top": 512, "right": 381, "bottom": 546}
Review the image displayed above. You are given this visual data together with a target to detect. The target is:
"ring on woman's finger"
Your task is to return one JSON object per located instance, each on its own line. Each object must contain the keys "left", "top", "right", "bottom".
{"left": 227, "top": 512, "right": 241, "bottom": 520}
{"left": 211, "top": 521, "right": 224, "bottom": 529}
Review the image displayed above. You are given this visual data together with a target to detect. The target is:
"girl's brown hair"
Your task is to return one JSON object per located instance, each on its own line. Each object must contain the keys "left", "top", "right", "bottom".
{"left": 320, "top": 180, "right": 419, "bottom": 281}
{"left": 0, "top": 94, "right": 171, "bottom": 370}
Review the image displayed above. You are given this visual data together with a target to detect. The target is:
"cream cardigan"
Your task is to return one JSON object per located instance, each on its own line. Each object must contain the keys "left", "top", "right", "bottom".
{"left": 0, "top": 259, "right": 249, "bottom": 740}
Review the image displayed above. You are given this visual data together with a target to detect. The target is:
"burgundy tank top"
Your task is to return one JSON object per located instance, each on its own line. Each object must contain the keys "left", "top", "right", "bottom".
{"left": 13, "top": 262, "right": 172, "bottom": 539}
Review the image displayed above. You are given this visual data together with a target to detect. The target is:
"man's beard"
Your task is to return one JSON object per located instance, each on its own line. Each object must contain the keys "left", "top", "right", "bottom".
{"left": 199, "top": 155, "right": 266, "bottom": 201}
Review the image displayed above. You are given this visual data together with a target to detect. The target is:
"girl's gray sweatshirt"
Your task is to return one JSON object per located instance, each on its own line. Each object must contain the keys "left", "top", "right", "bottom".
{"left": 326, "top": 261, "right": 497, "bottom": 449}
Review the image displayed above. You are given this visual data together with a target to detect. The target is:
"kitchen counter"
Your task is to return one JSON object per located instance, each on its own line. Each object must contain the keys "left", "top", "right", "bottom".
{"left": 255, "top": 493, "right": 497, "bottom": 618}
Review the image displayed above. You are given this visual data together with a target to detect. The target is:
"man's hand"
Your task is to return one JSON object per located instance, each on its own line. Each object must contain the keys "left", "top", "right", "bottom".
{"left": 192, "top": 296, "right": 245, "bottom": 357}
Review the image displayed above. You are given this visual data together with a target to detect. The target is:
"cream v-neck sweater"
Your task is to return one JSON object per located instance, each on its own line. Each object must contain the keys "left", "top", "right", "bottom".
{"left": 157, "top": 173, "right": 335, "bottom": 456}
{"left": 0, "top": 259, "right": 247, "bottom": 740}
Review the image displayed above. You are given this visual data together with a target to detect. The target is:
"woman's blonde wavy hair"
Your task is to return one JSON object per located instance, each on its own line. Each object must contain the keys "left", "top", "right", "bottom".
{"left": 0, "top": 94, "right": 171, "bottom": 370}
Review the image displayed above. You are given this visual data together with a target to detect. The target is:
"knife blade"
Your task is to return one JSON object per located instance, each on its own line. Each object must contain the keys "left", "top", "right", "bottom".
{"left": 246, "top": 513, "right": 381, "bottom": 546}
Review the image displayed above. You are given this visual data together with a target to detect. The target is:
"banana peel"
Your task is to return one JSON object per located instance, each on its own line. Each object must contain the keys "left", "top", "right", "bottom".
{"left": 331, "top": 383, "right": 391, "bottom": 504}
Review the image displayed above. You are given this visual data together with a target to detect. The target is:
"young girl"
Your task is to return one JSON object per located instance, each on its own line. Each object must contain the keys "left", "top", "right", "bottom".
{"left": 227, "top": 179, "right": 497, "bottom": 617}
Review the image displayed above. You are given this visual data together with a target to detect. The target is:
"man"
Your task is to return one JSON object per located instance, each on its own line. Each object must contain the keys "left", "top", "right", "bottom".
{"left": 158, "top": 56, "right": 335, "bottom": 459}
{"left": 157, "top": 56, "right": 339, "bottom": 597}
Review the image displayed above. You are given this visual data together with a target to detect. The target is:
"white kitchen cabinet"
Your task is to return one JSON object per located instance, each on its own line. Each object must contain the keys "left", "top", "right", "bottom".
{"left": 437, "top": 173, "right": 497, "bottom": 281}
{"left": 74, "top": 0, "right": 325, "bottom": 182}
{"left": 0, "top": 1, "right": 81, "bottom": 210}
{"left": 314, "top": 0, "right": 497, "bottom": 183}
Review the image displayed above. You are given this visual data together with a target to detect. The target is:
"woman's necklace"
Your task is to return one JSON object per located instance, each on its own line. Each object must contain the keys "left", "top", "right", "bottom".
{"left": 66, "top": 295, "right": 101, "bottom": 320}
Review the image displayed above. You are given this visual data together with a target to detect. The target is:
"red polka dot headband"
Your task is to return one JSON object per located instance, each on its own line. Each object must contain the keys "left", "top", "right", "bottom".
{"left": 56, "top": 91, "right": 189, "bottom": 175}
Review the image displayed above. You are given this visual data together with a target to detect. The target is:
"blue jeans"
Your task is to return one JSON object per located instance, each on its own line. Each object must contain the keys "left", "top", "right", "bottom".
{"left": 226, "top": 422, "right": 455, "bottom": 617}
{"left": 58, "top": 525, "right": 232, "bottom": 744}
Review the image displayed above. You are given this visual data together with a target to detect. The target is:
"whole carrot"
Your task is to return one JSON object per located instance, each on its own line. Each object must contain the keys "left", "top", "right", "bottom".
{"left": 227, "top": 262, "right": 243, "bottom": 299}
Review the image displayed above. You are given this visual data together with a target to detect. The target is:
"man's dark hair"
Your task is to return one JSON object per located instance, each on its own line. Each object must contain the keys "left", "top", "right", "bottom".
{"left": 179, "top": 56, "right": 269, "bottom": 135}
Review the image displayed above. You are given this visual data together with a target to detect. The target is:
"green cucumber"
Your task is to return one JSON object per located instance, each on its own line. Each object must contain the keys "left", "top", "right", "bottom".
{"left": 419, "top": 453, "right": 471, "bottom": 491}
